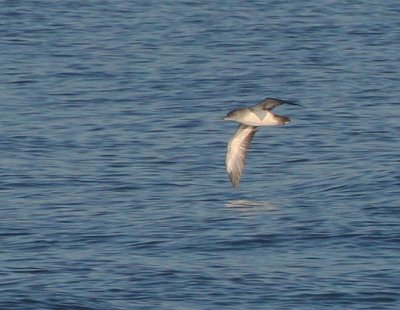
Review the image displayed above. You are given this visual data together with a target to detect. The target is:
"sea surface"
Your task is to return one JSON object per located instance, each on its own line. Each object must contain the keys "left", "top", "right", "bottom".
{"left": 1, "top": 1, "right": 400, "bottom": 309}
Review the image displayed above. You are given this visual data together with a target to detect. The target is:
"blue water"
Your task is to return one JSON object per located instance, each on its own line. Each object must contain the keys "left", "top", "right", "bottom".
{"left": 1, "top": 1, "right": 400, "bottom": 309}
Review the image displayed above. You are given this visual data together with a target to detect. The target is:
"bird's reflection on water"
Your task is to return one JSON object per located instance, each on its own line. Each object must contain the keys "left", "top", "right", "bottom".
{"left": 225, "top": 199, "right": 280, "bottom": 212}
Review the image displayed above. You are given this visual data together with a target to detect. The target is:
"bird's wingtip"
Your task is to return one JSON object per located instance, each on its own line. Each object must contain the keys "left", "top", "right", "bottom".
{"left": 229, "top": 173, "right": 240, "bottom": 188}
{"left": 283, "top": 100, "right": 303, "bottom": 107}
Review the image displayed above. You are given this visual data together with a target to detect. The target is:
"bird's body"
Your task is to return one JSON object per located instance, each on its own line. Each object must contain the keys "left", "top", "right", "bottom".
{"left": 224, "top": 98, "right": 297, "bottom": 187}
{"left": 225, "top": 108, "right": 286, "bottom": 127}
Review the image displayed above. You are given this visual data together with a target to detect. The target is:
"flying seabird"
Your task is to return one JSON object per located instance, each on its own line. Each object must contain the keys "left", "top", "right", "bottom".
{"left": 224, "top": 98, "right": 298, "bottom": 187}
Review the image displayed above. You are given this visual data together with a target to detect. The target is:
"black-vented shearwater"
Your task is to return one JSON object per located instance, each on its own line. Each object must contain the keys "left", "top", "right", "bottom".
{"left": 224, "top": 97, "right": 298, "bottom": 187}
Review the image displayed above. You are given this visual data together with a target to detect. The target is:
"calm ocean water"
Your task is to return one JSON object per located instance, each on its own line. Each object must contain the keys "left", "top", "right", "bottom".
{"left": 1, "top": 1, "right": 400, "bottom": 309}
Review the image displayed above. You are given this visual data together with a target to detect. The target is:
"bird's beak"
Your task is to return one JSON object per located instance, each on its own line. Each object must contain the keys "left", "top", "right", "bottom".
{"left": 282, "top": 116, "right": 291, "bottom": 124}
{"left": 223, "top": 116, "right": 230, "bottom": 121}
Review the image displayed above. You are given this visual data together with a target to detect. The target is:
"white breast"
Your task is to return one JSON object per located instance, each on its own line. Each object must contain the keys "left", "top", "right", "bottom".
{"left": 240, "top": 110, "right": 278, "bottom": 126}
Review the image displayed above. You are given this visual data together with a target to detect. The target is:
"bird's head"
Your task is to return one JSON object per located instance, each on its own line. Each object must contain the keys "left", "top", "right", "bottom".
{"left": 275, "top": 114, "right": 290, "bottom": 125}
{"left": 223, "top": 109, "right": 241, "bottom": 121}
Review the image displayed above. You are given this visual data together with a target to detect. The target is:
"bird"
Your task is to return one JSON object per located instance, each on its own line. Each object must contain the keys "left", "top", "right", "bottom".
{"left": 223, "top": 97, "right": 298, "bottom": 187}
